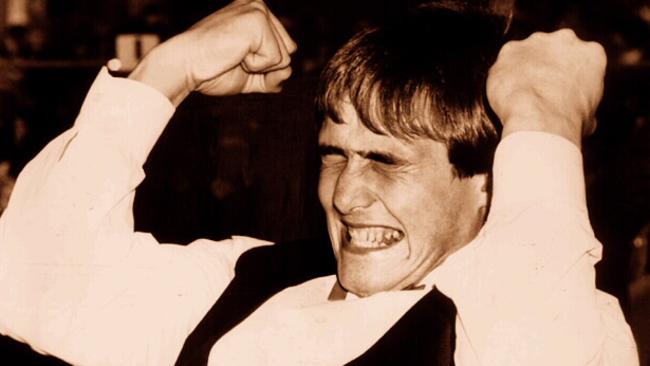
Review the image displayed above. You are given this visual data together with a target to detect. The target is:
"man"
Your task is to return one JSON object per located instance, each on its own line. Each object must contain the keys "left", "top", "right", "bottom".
{"left": 0, "top": 0, "right": 638, "bottom": 365}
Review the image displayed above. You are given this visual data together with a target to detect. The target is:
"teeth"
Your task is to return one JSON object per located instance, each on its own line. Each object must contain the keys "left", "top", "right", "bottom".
{"left": 347, "top": 227, "right": 403, "bottom": 248}
{"left": 374, "top": 229, "right": 383, "bottom": 242}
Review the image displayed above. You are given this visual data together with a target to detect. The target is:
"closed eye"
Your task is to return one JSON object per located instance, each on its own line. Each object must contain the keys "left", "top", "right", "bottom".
{"left": 365, "top": 152, "right": 399, "bottom": 166}
{"left": 319, "top": 145, "right": 347, "bottom": 165}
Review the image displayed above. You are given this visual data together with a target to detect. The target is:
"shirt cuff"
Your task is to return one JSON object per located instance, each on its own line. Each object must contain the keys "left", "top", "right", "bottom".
{"left": 491, "top": 131, "right": 586, "bottom": 212}
{"left": 74, "top": 67, "right": 176, "bottom": 166}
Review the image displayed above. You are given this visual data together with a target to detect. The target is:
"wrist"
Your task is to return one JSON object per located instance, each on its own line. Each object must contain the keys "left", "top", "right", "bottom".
{"left": 128, "top": 41, "right": 191, "bottom": 107}
{"left": 501, "top": 110, "right": 584, "bottom": 148}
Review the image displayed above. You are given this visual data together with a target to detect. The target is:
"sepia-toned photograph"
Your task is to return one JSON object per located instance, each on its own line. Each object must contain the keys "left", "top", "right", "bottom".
{"left": 0, "top": 0, "right": 648, "bottom": 365}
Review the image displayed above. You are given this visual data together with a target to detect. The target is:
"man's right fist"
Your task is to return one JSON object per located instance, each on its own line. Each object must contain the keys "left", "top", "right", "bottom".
{"left": 487, "top": 29, "right": 607, "bottom": 146}
{"left": 130, "top": 0, "right": 296, "bottom": 106}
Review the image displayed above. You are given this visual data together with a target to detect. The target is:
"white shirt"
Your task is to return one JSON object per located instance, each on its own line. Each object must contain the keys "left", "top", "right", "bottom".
{"left": 0, "top": 68, "right": 639, "bottom": 365}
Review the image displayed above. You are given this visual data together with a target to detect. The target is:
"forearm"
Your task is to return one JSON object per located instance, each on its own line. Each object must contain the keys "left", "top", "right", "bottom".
{"left": 0, "top": 67, "right": 173, "bottom": 357}
{"left": 0, "top": 69, "right": 175, "bottom": 283}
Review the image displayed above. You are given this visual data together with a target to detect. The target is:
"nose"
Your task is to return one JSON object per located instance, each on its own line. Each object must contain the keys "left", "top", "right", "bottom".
{"left": 332, "top": 163, "right": 374, "bottom": 215}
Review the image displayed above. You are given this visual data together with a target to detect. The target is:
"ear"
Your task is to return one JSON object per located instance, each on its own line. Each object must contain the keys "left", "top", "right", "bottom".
{"left": 458, "top": 172, "right": 491, "bottom": 237}
{"left": 473, "top": 173, "right": 491, "bottom": 222}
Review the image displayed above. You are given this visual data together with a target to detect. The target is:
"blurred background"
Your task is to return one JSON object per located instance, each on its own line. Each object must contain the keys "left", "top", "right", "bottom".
{"left": 0, "top": 0, "right": 648, "bottom": 364}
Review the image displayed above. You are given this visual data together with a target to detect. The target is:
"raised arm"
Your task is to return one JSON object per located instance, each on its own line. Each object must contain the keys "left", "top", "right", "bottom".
{"left": 462, "top": 31, "right": 639, "bottom": 364}
{"left": 0, "top": 1, "right": 294, "bottom": 365}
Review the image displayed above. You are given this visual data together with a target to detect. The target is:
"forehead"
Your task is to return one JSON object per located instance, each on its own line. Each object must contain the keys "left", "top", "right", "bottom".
{"left": 319, "top": 102, "right": 449, "bottom": 161}
{"left": 319, "top": 103, "right": 404, "bottom": 151}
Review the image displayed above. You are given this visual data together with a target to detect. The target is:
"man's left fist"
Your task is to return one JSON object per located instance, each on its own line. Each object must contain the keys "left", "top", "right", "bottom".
{"left": 487, "top": 29, "right": 607, "bottom": 142}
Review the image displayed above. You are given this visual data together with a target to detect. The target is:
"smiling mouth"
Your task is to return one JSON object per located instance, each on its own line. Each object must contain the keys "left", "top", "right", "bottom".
{"left": 342, "top": 225, "right": 405, "bottom": 252}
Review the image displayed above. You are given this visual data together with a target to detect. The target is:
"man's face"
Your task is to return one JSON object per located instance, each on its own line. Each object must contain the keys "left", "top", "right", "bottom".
{"left": 318, "top": 102, "right": 487, "bottom": 297}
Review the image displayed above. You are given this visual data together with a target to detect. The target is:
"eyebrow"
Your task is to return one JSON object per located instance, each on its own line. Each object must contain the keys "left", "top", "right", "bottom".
{"left": 318, "top": 145, "right": 345, "bottom": 157}
{"left": 318, "top": 144, "right": 407, "bottom": 165}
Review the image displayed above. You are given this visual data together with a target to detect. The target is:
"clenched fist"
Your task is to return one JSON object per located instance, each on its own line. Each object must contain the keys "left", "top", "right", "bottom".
{"left": 130, "top": 0, "right": 296, "bottom": 106}
{"left": 487, "top": 29, "right": 607, "bottom": 146}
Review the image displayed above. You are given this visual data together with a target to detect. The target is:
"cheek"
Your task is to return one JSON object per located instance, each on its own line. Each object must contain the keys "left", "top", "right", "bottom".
{"left": 397, "top": 184, "right": 456, "bottom": 247}
{"left": 318, "top": 170, "right": 336, "bottom": 211}
{"left": 318, "top": 172, "right": 343, "bottom": 259}
{"left": 411, "top": 183, "right": 479, "bottom": 252}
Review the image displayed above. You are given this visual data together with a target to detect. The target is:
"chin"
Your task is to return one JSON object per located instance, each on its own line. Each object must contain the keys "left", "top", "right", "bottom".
{"left": 331, "top": 222, "right": 413, "bottom": 296}
{"left": 337, "top": 263, "right": 410, "bottom": 297}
